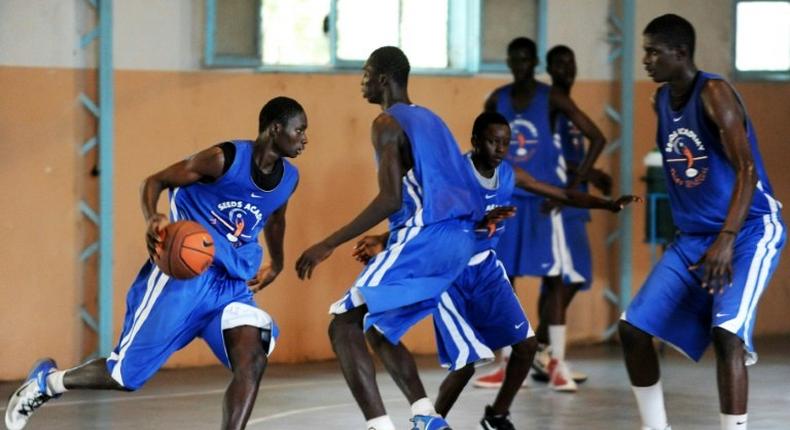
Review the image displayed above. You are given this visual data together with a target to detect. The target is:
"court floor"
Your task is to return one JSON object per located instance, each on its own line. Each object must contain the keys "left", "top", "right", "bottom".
{"left": 2, "top": 336, "right": 789, "bottom": 429}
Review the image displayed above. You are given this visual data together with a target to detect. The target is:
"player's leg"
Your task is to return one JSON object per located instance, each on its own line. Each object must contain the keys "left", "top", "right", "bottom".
{"left": 711, "top": 217, "right": 785, "bottom": 430}
{"left": 618, "top": 320, "right": 668, "bottom": 430}
{"left": 365, "top": 328, "right": 427, "bottom": 405}
{"left": 482, "top": 337, "right": 536, "bottom": 428}
{"left": 434, "top": 364, "right": 475, "bottom": 417}
{"left": 221, "top": 325, "right": 268, "bottom": 430}
{"left": 328, "top": 305, "right": 391, "bottom": 428}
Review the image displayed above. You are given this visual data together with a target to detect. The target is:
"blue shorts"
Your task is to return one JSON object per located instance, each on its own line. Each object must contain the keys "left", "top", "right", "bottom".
{"left": 433, "top": 250, "right": 534, "bottom": 370}
{"left": 329, "top": 219, "right": 475, "bottom": 344}
{"left": 106, "top": 262, "right": 278, "bottom": 390}
{"left": 540, "top": 213, "right": 592, "bottom": 291}
{"left": 623, "top": 214, "right": 785, "bottom": 364}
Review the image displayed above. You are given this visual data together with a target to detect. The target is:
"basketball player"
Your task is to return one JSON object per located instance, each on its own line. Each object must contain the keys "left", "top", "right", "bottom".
{"left": 354, "top": 112, "right": 639, "bottom": 429}
{"left": 528, "top": 45, "right": 615, "bottom": 386}
{"left": 476, "top": 37, "right": 607, "bottom": 393}
{"left": 619, "top": 14, "right": 785, "bottom": 430}
{"left": 5, "top": 97, "right": 307, "bottom": 430}
{"left": 295, "top": 46, "right": 484, "bottom": 430}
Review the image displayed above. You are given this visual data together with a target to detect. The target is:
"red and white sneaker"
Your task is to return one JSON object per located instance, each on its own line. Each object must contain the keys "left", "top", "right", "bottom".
{"left": 547, "top": 358, "right": 577, "bottom": 392}
{"left": 473, "top": 365, "right": 505, "bottom": 388}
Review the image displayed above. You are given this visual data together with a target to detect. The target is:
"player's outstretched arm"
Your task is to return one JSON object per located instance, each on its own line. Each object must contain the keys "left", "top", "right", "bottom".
{"left": 140, "top": 146, "right": 226, "bottom": 260}
{"left": 550, "top": 89, "right": 607, "bottom": 188}
{"left": 689, "top": 80, "right": 758, "bottom": 293}
{"left": 295, "top": 114, "right": 405, "bottom": 280}
{"left": 514, "top": 166, "right": 641, "bottom": 212}
{"left": 248, "top": 201, "right": 289, "bottom": 292}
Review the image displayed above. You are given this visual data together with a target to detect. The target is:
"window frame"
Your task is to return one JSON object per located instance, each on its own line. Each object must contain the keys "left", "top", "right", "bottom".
{"left": 203, "top": 0, "right": 547, "bottom": 76}
{"left": 731, "top": 0, "right": 790, "bottom": 82}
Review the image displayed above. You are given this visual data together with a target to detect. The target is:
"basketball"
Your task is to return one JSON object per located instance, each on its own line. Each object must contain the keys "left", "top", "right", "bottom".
{"left": 154, "top": 220, "right": 215, "bottom": 279}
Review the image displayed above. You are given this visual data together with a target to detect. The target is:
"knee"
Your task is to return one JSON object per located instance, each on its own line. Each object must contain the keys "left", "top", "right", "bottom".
{"left": 712, "top": 328, "right": 744, "bottom": 362}
{"left": 618, "top": 320, "right": 651, "bottom": 347}
{"left": 233, "top": 349, "right": 268, "bottom": 379}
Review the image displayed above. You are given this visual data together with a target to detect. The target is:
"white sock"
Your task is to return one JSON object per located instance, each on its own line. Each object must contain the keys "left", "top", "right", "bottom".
{"left": 366, "top": 415, "right": 395, "bottom": 430}
{"left": 45, "top": 370, "right": 67, "bottom": 396}
{"left": 548, "top": 325, "right": 566, "bottom": 360}
{"left": 410, "top": 397, "right": 437, "bottom": 417}
{"left": 632, "top": 381, "right": 668, "bottom": 430}
{"left": 721, "top": 413, "right": 747, "bottom": 430}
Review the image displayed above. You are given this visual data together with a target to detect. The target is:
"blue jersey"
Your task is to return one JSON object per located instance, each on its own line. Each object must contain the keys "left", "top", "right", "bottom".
{"left": 169, "top": 140, "right": 299, "bottom": 280}
{"left": 493, "top": 82, "right": 563, "bottom": 196}
{"left": 386, "top": 103, "right": 484, "bottom": 230}
{"left": 555, "top": 113, "right": 590, "bottom": 221}
{"left": 655, "top": 71, "right": 780, "bottom": 234}
{"left": 465, "top": 153, "right": 515, "bottom": 253}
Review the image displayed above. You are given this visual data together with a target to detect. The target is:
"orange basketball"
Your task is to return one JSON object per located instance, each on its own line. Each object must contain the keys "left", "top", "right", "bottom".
{"left": 154, "top": 220, "right": 215, "bottom": 279}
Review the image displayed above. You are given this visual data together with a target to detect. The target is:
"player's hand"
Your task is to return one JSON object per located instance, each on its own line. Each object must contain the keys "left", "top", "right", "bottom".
{"left": 609, "top": 195, "right": 643, "bottom": 212}
{"left": 296, "top": 241, "right": 335, "bottom": 280}
{"left": 247, "top": 263, "right": 282, "bottom": 293}
{"left": 689, "top": 232, "right": 735, "bottom": 294}
{"left": 352, "top": 234, "right": 387, "bottom": 264}
{"left": 477, "top": 206, "right": 516, "bottom": 237}
{"left": 541, "top": 199, "right": 563, "bottom": 214}
{"left": 145, "top": 213, "right": 169, "bottom": 261}
{"left": 589, "top": 168, "right": 613, "bottom": 196}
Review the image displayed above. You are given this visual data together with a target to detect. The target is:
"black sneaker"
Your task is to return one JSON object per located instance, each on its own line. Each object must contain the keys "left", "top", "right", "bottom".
{"left": 480, "top": 405, "right": 515, "bottom": 430}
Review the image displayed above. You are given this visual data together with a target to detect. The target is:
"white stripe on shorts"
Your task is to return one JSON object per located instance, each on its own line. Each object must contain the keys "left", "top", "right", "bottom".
{"left": 719, "top": 211, "right": 782, "bottom": 341}
{"left": 439, "top": 293, "right": 494, "bottom": 364}
{"left": 367, "top": 226, "right": 422, "bottom": 287}
{"left": 111, "top": 269, "right": 170, "bottom": 386}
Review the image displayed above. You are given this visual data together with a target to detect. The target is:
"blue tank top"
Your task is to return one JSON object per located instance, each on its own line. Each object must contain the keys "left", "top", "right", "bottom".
{"left": 464, "top": 153, "right": 515, "bottom": 253}
{"left": 385, "top": 103, "right": 484, "bottom": 230}
{"left": 655, "top": 71, "right": 780, "bottom": 234}
{"left": 555, "top": 113, "right": 590, "bottom": 221}
{"left": 494, "top": 82, "right": 563, "bottom": 197}
{"left": 169, "top": 140, "right": 299, "bottom": 280}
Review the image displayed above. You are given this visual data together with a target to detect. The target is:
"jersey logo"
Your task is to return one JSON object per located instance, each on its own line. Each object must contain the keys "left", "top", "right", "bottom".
{"left": 509, "top": 117, "right": 539, "bottom": 163}
{"left": 209, "top": 200, "right": 265, "bottom": 244}
{"left": 664, "top": 127, "right": 708, "bottom": 188}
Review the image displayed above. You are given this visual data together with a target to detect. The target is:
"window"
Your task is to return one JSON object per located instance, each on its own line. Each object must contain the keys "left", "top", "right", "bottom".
{"left": 204, "top": 0, "right": 545, "bottom": 74}
{"left": 733, "top": 0, "right": 790, "bottom": 80}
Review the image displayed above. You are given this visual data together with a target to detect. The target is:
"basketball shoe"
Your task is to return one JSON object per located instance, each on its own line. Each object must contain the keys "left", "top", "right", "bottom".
{"left": 479, "top": 405, "right": 515, "bottom": 430}
{"left": 547, "top": 358, "right": 578, "bottom": 392}
{"left": 5, "top": 358, "right": 60, "bottom": 430}
{"left": 410, "top": 414, "right": 451, "bottom": 430}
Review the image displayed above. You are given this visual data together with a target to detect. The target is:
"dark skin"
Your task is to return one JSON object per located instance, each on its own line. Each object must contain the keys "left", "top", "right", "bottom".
{"left": 61, "top": 112, "right": 307, "bottom": 430}
{"left": 486, "top": 46, "right": 610, "bottom": 341}
{"left": 297, "top": 59, "right": 431, "bottom": 421}
{"left": 620, "top": 33, "right": 758, "bottom": 416}
{"left": 354, "top": 123, "right": 639, "bottom": 417}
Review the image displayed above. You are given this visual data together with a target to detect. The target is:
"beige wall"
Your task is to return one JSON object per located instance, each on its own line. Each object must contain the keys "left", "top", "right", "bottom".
{"left": 2, "top": 66, "right": 788, "bottom": 380}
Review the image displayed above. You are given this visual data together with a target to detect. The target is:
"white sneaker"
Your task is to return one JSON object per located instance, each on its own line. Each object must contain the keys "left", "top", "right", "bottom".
{"left": 547, "top": 358, "right": 577, "bottom": 392}
{"left": 5, "top": 358, "right": 59, "bottom": 430}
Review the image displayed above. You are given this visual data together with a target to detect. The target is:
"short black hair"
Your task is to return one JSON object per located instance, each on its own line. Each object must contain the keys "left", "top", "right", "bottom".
{"left": 546, "top": 45, "right": 573, "bottom": 67}
{"left": 472, "top": 111, "right": 510, "bottom": 140}
{"left": 507, "top": 37, "right": 537, "bottom": 59}
{"left": 258, "top": 96, "right": 304, "bottom": 133}
{"left": 643, "top": 14, "right": 696, "bottom": 58}
{"left": 368, "top": 46, "right": 410, "bottom": 87}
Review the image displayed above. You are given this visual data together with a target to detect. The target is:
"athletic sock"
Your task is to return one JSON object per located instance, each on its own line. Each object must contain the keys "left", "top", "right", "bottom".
{"left": 45, "top": 370, "right": 67, "bottom": 396}
{"left": 410, "top": 397, "right": 437, "bottom": 417}
{"left": 720, "top": 413, "right": 747, "bottom": 430}
{"left": 632, "top": 381, "right": 668, "bottom": 430}
{"left": 366, "top": 415, "right": 395, "bottom": 430}
{"left": 548, "top": 325, "right": 566, "bottom": 361}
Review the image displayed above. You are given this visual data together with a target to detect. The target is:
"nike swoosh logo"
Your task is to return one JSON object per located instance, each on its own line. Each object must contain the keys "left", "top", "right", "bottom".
{"left": 541, "top": 263, "right": 551, "bottom": 268}
{"left": 250, "top": 192, "right": 264, "bottom": 198}
{"left": 485, "top": 193, "right": 496, "bottom": 199}
{"left": 515, "top": 322, "right": 526, "bottom": 329}
{"left": 716, "top": 312, "right": 729, "bottom": 318}
{"left": 736, "top": 421, "right": 746, "bottom": 425}
{"left": 672, "top": 116, "right": 683, "bottom": 122}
